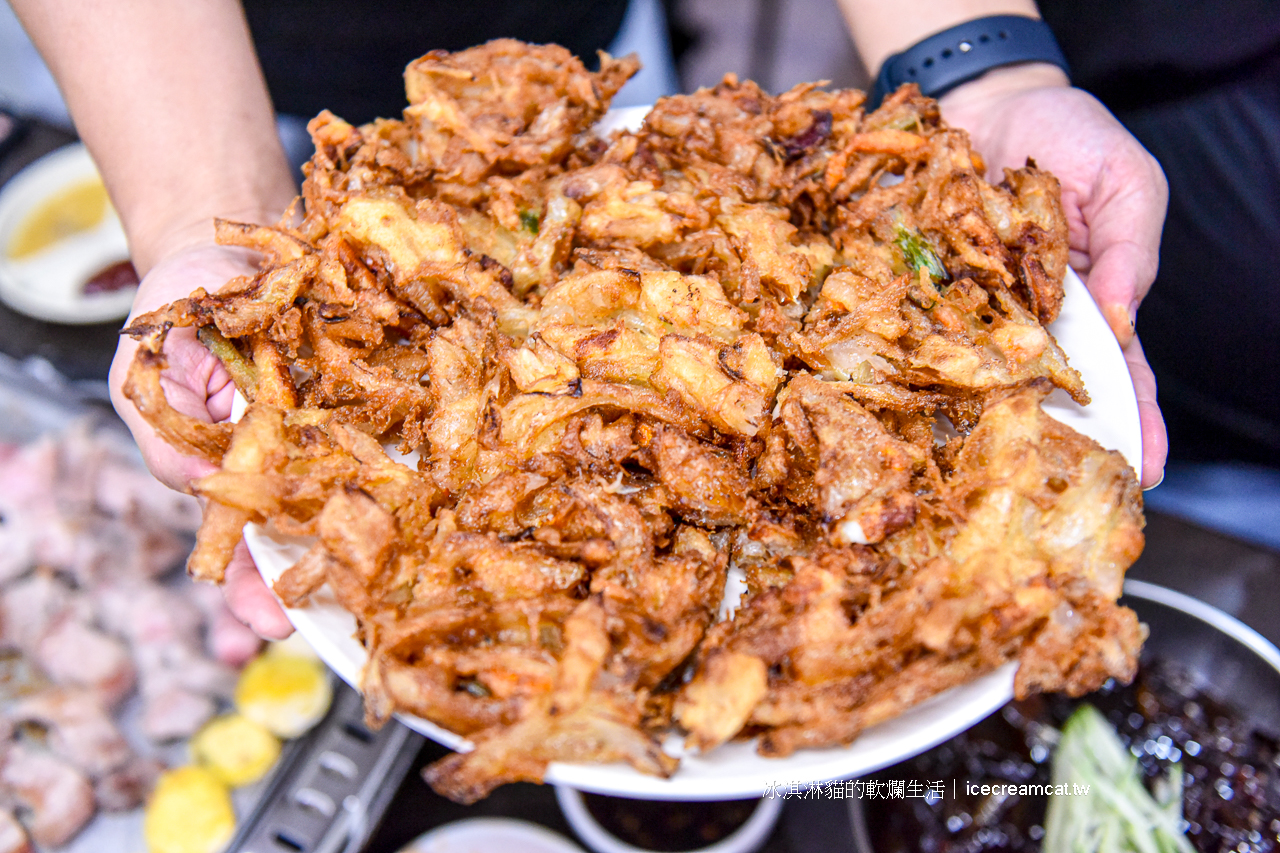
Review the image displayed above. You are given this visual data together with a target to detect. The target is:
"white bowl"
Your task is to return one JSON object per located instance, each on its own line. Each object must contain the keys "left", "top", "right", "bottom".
{"left": 398, "top": 817, "right": 584, "bottom": 853}
{"left": 555, "top": 787, "right": 783, "bottom": 853}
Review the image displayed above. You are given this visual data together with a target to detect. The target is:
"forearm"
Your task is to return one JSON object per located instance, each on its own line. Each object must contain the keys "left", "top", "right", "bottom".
{"left": 836, "top": 0, "right": 1042, "bottom": 79}
{"left": 9, "top": 0, "right": 295, "bottom": 274}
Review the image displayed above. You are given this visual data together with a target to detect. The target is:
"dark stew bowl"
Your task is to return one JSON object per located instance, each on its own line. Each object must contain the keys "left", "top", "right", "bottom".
{"left": 851, "top": 579, "right": 1280, "bottom": 853}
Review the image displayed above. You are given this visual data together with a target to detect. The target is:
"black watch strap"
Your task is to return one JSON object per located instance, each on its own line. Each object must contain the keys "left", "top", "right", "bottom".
{"left": 871, "top": 15, "right": 1069, "bottom": 107}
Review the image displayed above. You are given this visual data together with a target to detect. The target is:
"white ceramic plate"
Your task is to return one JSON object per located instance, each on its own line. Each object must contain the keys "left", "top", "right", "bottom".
{"left": 244, "top": 107, "right": 1143, "bottom": 800}
{"left": 398, "top": 818, "right": 584, "bottom": 853}
{"left": 0, "top": 143, "right": 135, "bottom": 324}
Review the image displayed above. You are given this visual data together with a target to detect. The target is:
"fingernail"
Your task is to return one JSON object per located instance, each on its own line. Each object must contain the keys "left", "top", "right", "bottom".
{"left": 1103, "top": 303, "right": 1135, "bottom": 346}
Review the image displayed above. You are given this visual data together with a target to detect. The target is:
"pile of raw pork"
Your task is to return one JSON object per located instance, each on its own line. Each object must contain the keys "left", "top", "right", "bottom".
{"left": 0, "top": 422, "right": 261, "bottom": 851}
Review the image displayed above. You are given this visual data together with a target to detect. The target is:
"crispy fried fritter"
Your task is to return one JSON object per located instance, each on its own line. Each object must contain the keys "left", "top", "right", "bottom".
{"left": 679, "top": 384, "right": 1143, "bottom": 756}
{"left": 122, "top": 40, "right": 1142, "bottom": 802}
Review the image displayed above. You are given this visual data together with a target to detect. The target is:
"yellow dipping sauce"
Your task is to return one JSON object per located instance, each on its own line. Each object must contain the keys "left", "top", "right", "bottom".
{"left": 6, "top": 178, "right": 109, "bottom": 260}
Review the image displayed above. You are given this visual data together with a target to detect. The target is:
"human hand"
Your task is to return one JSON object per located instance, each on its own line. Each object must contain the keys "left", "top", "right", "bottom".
{"left": 940, "top": 64, "right": 1169, "bottom": 487}
{"left": 109, "top": 242, "right": 293, "bottom": 639}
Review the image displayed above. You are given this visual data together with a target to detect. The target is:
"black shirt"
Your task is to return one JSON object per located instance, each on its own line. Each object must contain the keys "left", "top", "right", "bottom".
{"left": 1038, "top": 0, "right": 1280, "bottom": 109}
{"left": 1039, "top": 1, "right": 1280, "bottom": 460}
{"left": 242, "top": 0, "right": 630, "bottom": 124}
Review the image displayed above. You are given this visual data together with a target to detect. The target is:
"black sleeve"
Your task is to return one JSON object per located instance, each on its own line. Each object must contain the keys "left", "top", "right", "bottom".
{"left": 1037, "top": 0, "right": 1280, "bottom": 109}
{"left": 243, "top": 0, "right": 630, "bottom": 124}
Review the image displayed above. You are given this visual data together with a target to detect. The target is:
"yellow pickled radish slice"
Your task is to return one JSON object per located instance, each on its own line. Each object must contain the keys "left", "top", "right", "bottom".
{"left": 234, "top": 640, "right": 333, "bottom": 738}
{"left": 191, "top": 713, "right": 282, "bottom": 787}
{"left": 143, "top": 765, "right": 235, "bottom": 853}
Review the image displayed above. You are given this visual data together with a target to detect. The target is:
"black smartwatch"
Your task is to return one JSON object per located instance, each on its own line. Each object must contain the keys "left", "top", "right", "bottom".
{"left": 870, "top": 15, "right": 1069, "bottom": 107}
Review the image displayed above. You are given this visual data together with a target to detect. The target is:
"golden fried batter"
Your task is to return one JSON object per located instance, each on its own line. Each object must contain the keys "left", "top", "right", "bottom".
{"left": 677, "top": 383, "right": 1143, "bottom": 756}
{"left": 122, "top": 41, "right": 1142, "bottom": 803}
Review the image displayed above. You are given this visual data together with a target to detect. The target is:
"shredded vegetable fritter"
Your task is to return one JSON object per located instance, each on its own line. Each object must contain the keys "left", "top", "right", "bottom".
{"left": 122, "top": 40, "right": 1144, "bottom": 804}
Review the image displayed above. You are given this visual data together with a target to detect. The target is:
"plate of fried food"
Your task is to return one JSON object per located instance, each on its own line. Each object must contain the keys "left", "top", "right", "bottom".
{"left": 121, "top": 40, "right": 1145, "bottom": 803}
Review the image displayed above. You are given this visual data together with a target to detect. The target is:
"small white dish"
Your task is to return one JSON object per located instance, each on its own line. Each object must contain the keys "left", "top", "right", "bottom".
{"left": 397, "top": 817, "right": 584, "bottom": 853}
{"left": 0, "top": 143, "right": 135, "bottom": 324}
{"left": 555, "top": 787, "right": 783, "bottom": 853}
